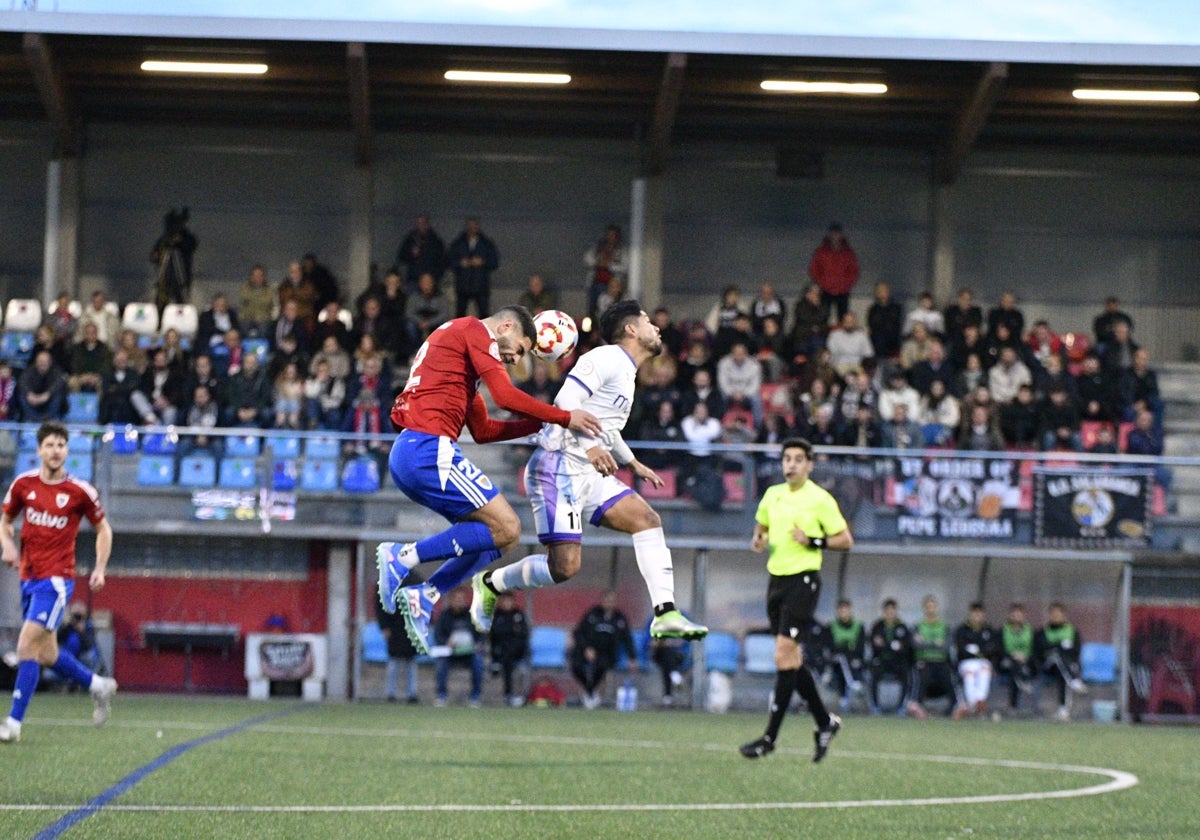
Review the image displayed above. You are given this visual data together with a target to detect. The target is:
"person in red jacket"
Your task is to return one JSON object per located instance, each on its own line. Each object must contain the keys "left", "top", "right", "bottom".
{"left": 808, "top": 222, "right": 860, "bottom": 324}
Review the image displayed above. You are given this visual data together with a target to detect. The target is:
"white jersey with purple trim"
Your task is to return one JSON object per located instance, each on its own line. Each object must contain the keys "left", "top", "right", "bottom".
{"left": 535, "top": 344, "right": 638, "bottom": 473}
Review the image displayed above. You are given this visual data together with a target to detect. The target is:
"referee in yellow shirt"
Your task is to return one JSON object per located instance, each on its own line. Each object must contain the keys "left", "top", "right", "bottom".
{"left": 740, "top": 437, "right": 853, "bottom": 762}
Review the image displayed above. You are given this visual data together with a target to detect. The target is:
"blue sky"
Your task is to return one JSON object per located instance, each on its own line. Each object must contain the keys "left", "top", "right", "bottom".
{"left": 29, "top": 1, "right": 1200, "bottom": 45}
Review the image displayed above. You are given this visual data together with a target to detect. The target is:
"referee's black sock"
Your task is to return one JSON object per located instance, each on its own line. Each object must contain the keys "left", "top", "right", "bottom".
{"left": 653, "top": 602, "right": 675, "bottom": 617}
{"left": 765, "top": 668, "right": 799, "bottom": 743}
{"left": 795, "top": 665, "right": 832, "bottom": 729}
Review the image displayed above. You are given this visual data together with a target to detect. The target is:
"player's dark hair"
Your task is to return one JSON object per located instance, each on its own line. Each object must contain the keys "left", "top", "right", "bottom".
{"left": 882, "top": 598, "right": 898, "bottom": 609}
{"left": 780, "top": 437, "right": 813, "bottom": 460}
{"left": 37, "top": 420, "right": 69, "bottom": 444}
{"left": 837, "top": 598, "right": 851, "bottom": 608}
{"left": 599, "top": 299, "right": 643, "bottom": 344}
{"left": 495, "top": 304, "right": 536, "bottom": 342}
{"left": 969, "top": 601, "right": 984, "bottom": 612}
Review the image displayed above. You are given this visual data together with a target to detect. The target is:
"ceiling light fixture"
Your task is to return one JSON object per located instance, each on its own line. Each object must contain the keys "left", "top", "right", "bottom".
{"left": 141, "top": 60, "right": 268, "bottom": 75}
{"left": 444, "top": 70, "right": 570, "bottom": 85}
{"left": 761, "top": 80, "right": 887, "bottom": 95}
{"left": 1072, "top": 88, "right": 1198, "bottom": 103}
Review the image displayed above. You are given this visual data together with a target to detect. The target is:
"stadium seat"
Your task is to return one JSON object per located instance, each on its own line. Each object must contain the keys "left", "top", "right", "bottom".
{"left": 178, "top": 454, "right": 218, "bottom": 487}
{"left": 16, "top": 450, "right": 39, "bottom": 474}
{"left": 317, "top": 307, "right": 354, "bottom": 330}
{"left": 66, "top": 391, "right": 101, "bottom": 423}
{"left": 265, "top": 434, "right": 301, "bottom": 459}
{"left": 67, "top": 431, "right": 94, "bottom": 453}
{"left": 272, "top": 459, "right": 298, "bottom": 491}
{"left": 703, "top": 631, "right": 740, "bottom": 675}
{"left": 0, "top": 331, "right": 35, "bottom": 367}
{"left": 341, "top": 456, "right": 380, "bottom": 493}
{"left": 1079, "top": 421, "right": 1112, "bottom": 451}
{"left": 18, "top": 428, "right": 39, "bottom": 451}
{"left": 4, "top": 298, "right": 42, "bottom": 332}
{"left": 1118, "top": 422, "right": 1135, "bottom": 453}
{"left": 305, "top": 437, "right": 339, "bottom": 459}
{"left": 225, "top": 434, "right": 261, "bottom": 457}
{"left": 105, "top": 424, "right": 139, "bottom": 454}
{"left": 65, "top": 453, "right": 93, "bottom": 482}
{"left": 218, "top": 457, "right": 257, "bottom": 489}
{"left": 529, "top": 626, "right": 569, "bottom": 669}
{"left": 638, "top": 467, "right": 677, "bottom": 499}
{"left": 300, "top": 458, "right": 339, "bottom": 492}
{"left": 722, "top": 471, "right": 746, "bottom": 504}
{"left": 361, "top": 622, "right": 389, "bottom": 664}
{"left": 242, "top": 338, "right": 270, "bottom": 367}
{"left": 1081, "top": 642, "right": 1118, "bottom": 684}
{"left": 743, "top": 633, "right": 776, "bottom": 674}
{"left": 159, "top": 303, "right": 199, "bottom": 342}
{"left": 142, "top": 432, "right": 178, "bottom": 456}
{"left": 136, "top": 454, "right": 175, "bottom": 485}
{"left": 122, "top": 302, "right": 159, "bottom": 339}
{"left": 47, "top": 298, "right": 83, "bottom": 319}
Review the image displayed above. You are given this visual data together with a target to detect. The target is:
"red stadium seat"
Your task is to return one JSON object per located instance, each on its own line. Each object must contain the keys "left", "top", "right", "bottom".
{"left": 639, "top": 467, "right": 676, "bottom": 499}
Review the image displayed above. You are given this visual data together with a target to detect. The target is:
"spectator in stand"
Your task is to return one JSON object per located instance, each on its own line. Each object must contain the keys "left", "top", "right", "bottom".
{"left": 680, "top": 400, "right": 723, "bottom": 485}
{"left": 959, "top": 403, "right": 1005, "bottom": 451}
{"left": 489, "top": 591, "right": 530, "bottom": 707}
{"left": 116, "top": 329, "right": 148, "bottom": 376}
{"left": 32, "top": 325, "right": 69, "bottom": 376}
{"left": 808, "top": 222, "right": 859, "bottom": 323}
{"left": 638, "top": 400, "right": 683, "bottom": 471}
{"left": 802, "top": 403, "right": 839, "bottom": 448}
{"left": 0, "top": 362, "right": 16, "bottom": 421}
{"left": 790, "top": 283, "right": 830, "bottom": 362}
{"left": 837, "top": 402, "right": 882, "bottom": 450}
{"left": 918, "top": 380, "right": 961, "bottom": 446}
{"left": 1099, "top": 319, "right": 1139, "bottom": 376}
{"left": 223, "top": 350, "right": 271, "bottom": 428}
{"left": 949, "top": 322, "right": 987, "bottom": 375}
{"left": 906, "top": 595, "right": 958, "bottom": 719}
{"left": 988, "top": 346, "right": 1032, "bottom": 405}
{"left": 182, "top": 354, "right": 224, "bottom": 416}
{"left": 839, "top": 367, "right": 879, "bottom": 420}
{"left": 583, "top": 225, "right": 628, "bottom": 319}
{"left": 878, "top": 367, "right": 920, "bottom": 423}
{"left": 302, "top": 358, "right": 346, "bottom": 431}
{"left": 943, "top": 288, "right": 983, "bottom": 350}
{"left": 303, "top": 335, "right": 348, "bottom": 383}
{"left": 352, "top": 334, "right": 392, "bottom": 384}
{"left": 1033, "top": 352, "right": 1076, "bottom": 403}
{"left": 881, "top": 402, "right": 923, "bottom": 450}
{"left": 797, "top": 346, "right": 841, "bottom": 398}
{"left": 17, "top": 350, "right": 68, "bottom": 421}
{"left": 1075, "top": 352, "right": 1119, "bottom": 423}
{"left": 638, "top": 359, "right": 682, "bottom": 422}
{"left": 757, "top": 316, "right": 789, "bottom": 383}
{"left": 903, "top": 291, "right": 944, "bottom": 340}
{"left": 196, "top": 292, "right": 241, "bottom": 352}
{"left": 570, "top": 591, "right": 637, "bottom": 710}
{"left": 238, "top": 264, "right": 275, "bottom": 338}
{"left": 651, "top": 308, "right": 684, "bottom": 362}
{"left": 341, "top": 355, "right": 390, "bottom": 458}
{"left": 908, "top": 339, "right": 956, "bottom": 397}
{"left": 158, "top": 328, "right": 189, "bottom": 376}
{"left": 43, "top": 291, "right": 78, "bottom": 348}
{"left": 395, "top": 214, "right": 446, "bottom": 294}
{"left": 869, "top": 598, "right": 913, "bottom": 714}
{"left": 313, "top": 300, "right": 353, "bottom": 354}
{"left": 354, "top": 296, "right": 401, "bottom": 364}
{"left": 999, "top": 383, "right": 1039, "bottom": 448}
{"left": 1126, "top": 408, "right": 1171, "bottom": 491}
{"left": 1087, "top": 423, "right": 1119, "bottom": 459}
{"left": 899, "top": 322, "right": 933, "bottom": 371}
{"left": 278, "top": 259, "right": 319, "bottom": 325}
{"left": 595, "top": 276, "right": 625, "bottom": 319}
{"left": 302, "top": 253, "right": 341, "bottom": 313}
{"left": 750, "top": 283, "right": 785, "bottom": 336}
{"left": 209, "top": 328, "right": 243, "bottom": 378}
{"left": 714, "top": 312, "right": 760, "bottom": 361}
{"left": 705, "top": 286, "right": 746, "bottom": 339}
{"left": 981, "top": 322, "right": 1025, "bottom": 371}
{"left": 99, "top": 349, "right": 138, "bottom": 425}
{"left": 987, "top": 291, "right": 1025, "bottom": 341}
{"left": 1120, "top": 348, "right": 1163, "bottom": 432}
{"left": 179, "top": 384, "right": 221, "bottom": 457}
{"left": 447, "top": 217, "right": 500, "bottom": 319}
{"left": 271, "top": 298, "right": 312, "bottom": 366}
{"left": 953, "top": 602, "right": 998, "bottom": 719}
{"left": 826, "top": 311, "right": 874, "bottom": 377}
{"left": 716, "top": 342, "right": 763, "bottom": 424}
{"left": 271, "top": 361, "right": 305, "bottom": 430}
{"left": 130, "top": 348, "right": 185, "bottom": 427}
{"left": 1026, "top": 320, "right": 1066, "bottom": 374}
{"left": 795, "top": 378, "right": 835, "bottom": 434}
{"left": 67, "top": 323, "right": 112, "bottom": 394}
{"left": 1093, "top": 296, "right": 1133, "bottom": 353}
{"left": 867, "top": 281, "right": 903, "bottom": 361}
{"left": 517, "top": 359, "right": 560, "bottom": 405}
{"left": 517, "top": 273, "right": 556, "bottom": 315}
{"left": 679, "top": 363, "right": 723, "bottom": 419}
{"left": 997, "top": 603, "right": 1035, "bottom": 714}
{"left": 432, "top": 588, "right": 484, "bottom": 707}
{"left": 1034, "top": 602, "right": 1088, "bottom": 722}
{"left": 409, "top": 272, "right": 448, "bottom": 341}
{"left": 78, "top": 290, "right": 121, "bottom": 348}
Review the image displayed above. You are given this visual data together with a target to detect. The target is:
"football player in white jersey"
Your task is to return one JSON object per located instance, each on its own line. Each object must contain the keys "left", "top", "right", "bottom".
{"left": 471, "top": 300, "right": 707, "bottom": 643}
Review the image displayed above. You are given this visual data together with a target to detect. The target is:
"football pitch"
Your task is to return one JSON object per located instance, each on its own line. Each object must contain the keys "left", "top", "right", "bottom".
{"left": 2, "top": 695, "right": 1198, "bottom": 839}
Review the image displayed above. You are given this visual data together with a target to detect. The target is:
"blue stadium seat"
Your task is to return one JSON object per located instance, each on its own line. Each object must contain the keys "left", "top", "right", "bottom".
{"left": 106, "top": 424, "right": 139, "bottom": 455}
{"left": 305, "top": 437, "right": 339, "bottom": 460}
{"left": 18, "top": 429, "right": 38, "bottom": 451}
{"left": 529, "top": 626, "right": 569, "bottom": 669}
{"left": 66, "top": 392, "right": 100, "bottom": 423}
{"left": 265, "top": 434, "right": 301, "bottom": 459}
{"left": 16, "top": 450, "right": 39, "bottom": 474}
{"left": 178, "top": 454, "right": 218, "bottom": 487}
{"left": 67, "top": 431, "right": 94, "bottom": 453}
{"left": 136, "top": 454, "right": 175, "bottom": 486}
{"left": 300, "top": 458, "right": 339, "bottom": 492}
{"left": 272, "top": 459, "right": 298, "bottom": 491}
{"left": 361, "top": 622, "right": 389, "bottom": 664}
{"left": 64, "top": 453, "right": 93, "bottom": 482}
{"left": 142, "top": 432, "right": 177, "bottom": 456}
{"left": 225, "top": 434, "right": 261, "bottom": 457}
{"left": 703, "top": 631, "right": 740, "bottom": 675}
{"left": 0, "top": 331, "right": 35, "bottom": 367}
{"left": 743, "top": 632, "right": 776, "bottom": 674}
{"left": 341, "top": 456, "right": 380, "bottom": 493}
{"left": 242, "top": 338, "right": 270, "bottom": 366}
{"left": 1081, "top": 642, "right": 1117, "bottom": 684}
{"left": 218, "top": 457, "right": 257, "bottom": 489}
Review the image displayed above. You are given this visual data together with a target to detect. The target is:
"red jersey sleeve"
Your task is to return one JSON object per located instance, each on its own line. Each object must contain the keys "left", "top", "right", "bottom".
{"left": 479, "top": 368, "right": 571, "bottom": 428}
{"left": 2, "top": 475, "right": 27, "bottom": 520}
{"left": 465, "top": 394, "right": 544, "bottom": 443}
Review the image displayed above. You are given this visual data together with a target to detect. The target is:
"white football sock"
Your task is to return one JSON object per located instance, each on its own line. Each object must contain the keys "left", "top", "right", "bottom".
{"left": 632, "top": 527, "right": 675, "bottom": 608}
{"left": 491, "top": 554, "right": 554, "bottom": 592}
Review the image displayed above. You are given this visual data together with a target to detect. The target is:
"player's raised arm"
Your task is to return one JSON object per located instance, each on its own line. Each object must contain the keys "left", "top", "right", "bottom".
{"left": 0, "top": 511, "right": 18, "bottom": 569}
{"left": 465, "top": 393, "right": 543, "bottom": 444}
{"left": 479, "top": 366, "right": 601, "bottom": 436}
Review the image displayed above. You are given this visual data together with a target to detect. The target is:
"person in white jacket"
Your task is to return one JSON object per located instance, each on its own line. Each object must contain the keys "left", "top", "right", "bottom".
{"left": 825, "top": 311, "right": 875, "bottom": 376}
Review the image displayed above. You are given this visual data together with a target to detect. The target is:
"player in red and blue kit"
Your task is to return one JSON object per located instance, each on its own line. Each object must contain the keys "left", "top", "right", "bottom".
{"left": 1, "top": 421, "right": 117, "bottom": 744}
{"left": 377, "top": 305, "right": 601, "bottom": 653}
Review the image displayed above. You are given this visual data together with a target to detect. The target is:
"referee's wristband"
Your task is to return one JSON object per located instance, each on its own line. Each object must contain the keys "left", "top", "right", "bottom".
{"left": 810, "top": 537, "right": 826, "bottom": 549}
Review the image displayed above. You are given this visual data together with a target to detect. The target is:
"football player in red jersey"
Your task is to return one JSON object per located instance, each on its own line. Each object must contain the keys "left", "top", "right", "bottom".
{"left": 1, "top": 421, "right": 117, "bottom": 743}
{"left": 377, "top": 305, "right": 601, "bottom": 652}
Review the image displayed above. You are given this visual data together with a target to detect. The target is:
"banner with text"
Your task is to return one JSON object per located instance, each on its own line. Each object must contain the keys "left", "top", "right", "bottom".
{"left": 890, "top": 456, "right": 1019, "bottom": 539}
{"left": 1033, "top": 467, "right": 1151, "bottom": 548}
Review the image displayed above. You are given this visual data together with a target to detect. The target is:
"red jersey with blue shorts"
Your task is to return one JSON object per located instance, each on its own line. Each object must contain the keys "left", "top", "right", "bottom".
{"left": 3, "top": 470, "right": 105, "bottom": 581}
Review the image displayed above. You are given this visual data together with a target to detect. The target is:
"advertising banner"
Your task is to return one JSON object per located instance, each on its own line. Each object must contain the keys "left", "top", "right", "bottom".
{"left": 890, "top": 456, "right": 1019, "bottom": 539}
{"left": 1033, "top": 468, "right": 1151, "bottom": 548}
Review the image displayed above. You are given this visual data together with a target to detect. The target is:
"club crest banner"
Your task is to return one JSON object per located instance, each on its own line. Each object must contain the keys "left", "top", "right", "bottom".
{"left": 1033, "top": 467, "right": 1152, "bottom": 548}
{"left": 890, "top": 456, "right": 1019, "bottom": 539}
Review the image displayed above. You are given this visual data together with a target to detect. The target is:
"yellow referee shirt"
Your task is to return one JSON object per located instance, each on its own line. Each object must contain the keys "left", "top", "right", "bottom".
{"left": 756, "top": 480, "right": 848, "bottom": 576}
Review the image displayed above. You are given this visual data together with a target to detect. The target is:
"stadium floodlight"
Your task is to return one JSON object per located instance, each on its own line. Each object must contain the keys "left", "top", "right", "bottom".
{"left": 444, "top": 70, "right": 571, "bottom": 85}
{"left": 1072, "top": 88, "right": 1199, "bottom": 103}
{"left": 141, "top": 61, "right": 269, "bottom": 75}
{"left": 761, "top": 80, "right": 887, "bottom": 95}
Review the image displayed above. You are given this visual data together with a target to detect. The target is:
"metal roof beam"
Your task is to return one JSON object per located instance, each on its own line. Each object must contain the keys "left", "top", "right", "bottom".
{"left": 347, "top": 41, "right": 372, "bottom": 167}
{"left": 643, "top": 52, "right": 687, "bottom": 177}
{"left": 22, "top": 32, "right": 82, "bottom": 157}
{"left": 939, "top": 61, "right": 1007, "bottom": 185}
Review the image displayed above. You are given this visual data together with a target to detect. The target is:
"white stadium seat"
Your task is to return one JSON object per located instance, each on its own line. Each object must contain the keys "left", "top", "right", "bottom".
{"left": 317, "top": 307, "right": 353, "bottom": 329}
{"left": 122, "top": 301, "right": 160, "bottom": 337}
{"left": 4, "top": 299, "right": 42, "bottom": 331}
{"left": 160, "top": 303, "right": 199, "bottom": 340}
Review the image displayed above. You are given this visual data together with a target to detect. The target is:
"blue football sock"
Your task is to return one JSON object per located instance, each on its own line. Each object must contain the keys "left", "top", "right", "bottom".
{"left": 52, "top": 650, "right": 95, "bottom": 690}
{"left": 415, "top": 521, "right": 497, "bottom": 564}
{"left": 10, "top": 660, "right": 41, "bottom": 723}
{"left": 427, "top": 549, "right": 502, "bottom": 594}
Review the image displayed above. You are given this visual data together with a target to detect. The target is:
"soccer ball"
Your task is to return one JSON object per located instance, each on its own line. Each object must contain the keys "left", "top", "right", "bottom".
{"left": 531, "top": 310, "right": 579, "bottom": 361}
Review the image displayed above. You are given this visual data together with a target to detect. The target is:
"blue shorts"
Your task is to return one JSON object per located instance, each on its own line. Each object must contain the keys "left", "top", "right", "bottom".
{"left": 388, "top": 430, "right": 501, "bottom": 524}
{"left": 21, "top": 577, "right": 74, "bottom": 632}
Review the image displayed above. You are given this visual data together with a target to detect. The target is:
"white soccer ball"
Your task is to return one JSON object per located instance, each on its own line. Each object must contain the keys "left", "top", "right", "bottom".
{"left": 531, "top": 310, "right": 579, "bottom": 361}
